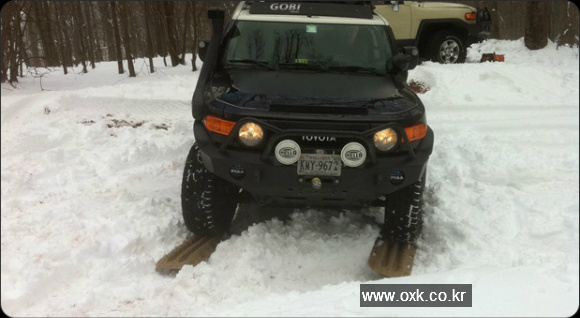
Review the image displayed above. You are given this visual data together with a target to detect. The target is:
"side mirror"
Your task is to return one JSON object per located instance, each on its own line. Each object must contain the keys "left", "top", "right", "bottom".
{"left": 393, "top": 46, "right": 419, "bottom": 71}
{"left": 198, "top": 40, "right": 209, "bottom": 62}
{"left": 393, "top": 54, "right": 410, "bottom": 71}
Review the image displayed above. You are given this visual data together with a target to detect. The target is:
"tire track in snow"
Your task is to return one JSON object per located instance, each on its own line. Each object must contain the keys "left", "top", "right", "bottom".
{"left": 57, "top": 95, "right": 191, "bottom": 121}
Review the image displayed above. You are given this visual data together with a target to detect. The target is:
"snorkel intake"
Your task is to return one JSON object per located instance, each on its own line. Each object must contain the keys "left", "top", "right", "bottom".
{"left": 192, "top": 8, "right": 225, "bottom": 120}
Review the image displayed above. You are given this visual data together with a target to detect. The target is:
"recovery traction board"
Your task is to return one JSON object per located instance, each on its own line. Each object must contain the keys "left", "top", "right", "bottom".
{"left": 368, "top": 238, "right": 417, "bottom": 277}
{"left": 156, "top": 235, "right": 222, "bottom": 270}
{"left": 156, "top": 233, "right": 416, "bottom": 277}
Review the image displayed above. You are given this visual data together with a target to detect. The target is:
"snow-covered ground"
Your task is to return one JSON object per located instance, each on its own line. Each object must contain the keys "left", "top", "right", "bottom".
{"left": 1, "top": 39, "right": 578, "bottom": 316}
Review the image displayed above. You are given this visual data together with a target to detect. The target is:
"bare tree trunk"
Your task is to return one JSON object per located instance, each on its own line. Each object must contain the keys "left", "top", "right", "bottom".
{"left": 547, "top": 1, "right": 579, "bottom": 46}
{"left": 152, "top": 2, "right": 168, "bottom": 66}
{"left": 25, "top": 4, "right": 42, "bottom": 68}
{"left": 52, "top": 2, "right": 68, "bottom": 75}
{"left": 1, "top": 2, "right": 16, "bottom": 82}
{"left": 83, "top": 2, "right": 97, "bottom": 68}
{"left": 191, "top": 1, "right": 201, "bottom": 72}
{"left": 1, "top": 25, "right": 8, "bottom": 81}
{"left": 525, "top": 1, "right": 549, "bottom": 50}
{"left": 14, "top": 1, "right": 30, "bottom": 78}
{"left": 7, "top": 4, "right": 20, "bottom": 83}
{"left": 32, "top": 2, "right": 48, "bottom": 66}
{"left": 72, "top": 2, "right": 88, "bottom": 73}
{"left": 100, "top": 2, "right": 115, "bottom": 61}
{"left": 110, "top": 1, "right": 124, "bottom": 74}
{"left": 119, "top": 2, "right": 136, "bottom": 77}
{"left": 488, "top": 1, "right": 500, "bottom": 39}
{"left": 143, "top": 2, "right": 155, "bottom": 73}
{"left": 180, "top": 2, "right": 192, "bottom": 65}
{"left": 62, "top": 2, "right": 75, "bottom": 69}
{"left": 88, "top": 3, "right": 103, "bottom": 62}
{"left": 163, "top": 1, "right": 180, "bottom": 66}
{"left": 37, "top": 2, "right": 54, "bottom": 66}
{"left": 9, "top": 38, "right": 19, "bottom": 83}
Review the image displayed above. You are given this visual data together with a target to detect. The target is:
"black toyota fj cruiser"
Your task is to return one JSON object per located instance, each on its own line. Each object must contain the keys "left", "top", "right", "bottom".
{"left": 182, "top": 1, "right": 434, "bottom": 249}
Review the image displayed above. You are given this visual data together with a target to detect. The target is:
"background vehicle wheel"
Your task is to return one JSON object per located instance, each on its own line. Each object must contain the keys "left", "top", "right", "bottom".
{"left": 428, "top": 31, "right": 466, "bottom": 64}
{"left": 383, "top": 179, "right": 425, "bottom": 244}
{"left": 181, "top": 143, "right": 240, "bottom": 235}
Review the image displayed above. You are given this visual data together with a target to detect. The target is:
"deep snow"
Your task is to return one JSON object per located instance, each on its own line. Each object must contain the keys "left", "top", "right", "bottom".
{"left": 1, "top": 39, "right": 579, "bottom": 317}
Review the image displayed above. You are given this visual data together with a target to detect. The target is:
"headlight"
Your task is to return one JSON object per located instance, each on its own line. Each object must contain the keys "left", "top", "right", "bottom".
{"left": 238, "top": 122, "right": 264, "bottom": 147}
{"left": 374, "top": 128, "right": 398, "bottom": 151}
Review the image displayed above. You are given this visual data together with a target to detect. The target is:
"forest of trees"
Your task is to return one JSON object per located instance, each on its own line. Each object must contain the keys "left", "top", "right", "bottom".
{"left": 1, "top": 1, "right": 578, "bottom": 84}
{"left": 0, "top": 1, "right": 239, "bottom": 83}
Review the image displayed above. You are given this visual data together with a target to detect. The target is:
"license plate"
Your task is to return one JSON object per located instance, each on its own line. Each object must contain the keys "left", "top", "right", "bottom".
{"left": 297, "top": 154, "right": 341, "bottom": 176}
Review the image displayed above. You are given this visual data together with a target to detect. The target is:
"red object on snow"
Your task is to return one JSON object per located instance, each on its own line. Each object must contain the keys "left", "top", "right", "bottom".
{"left": 481, "top": 53, "right": 505, "bottom": 62}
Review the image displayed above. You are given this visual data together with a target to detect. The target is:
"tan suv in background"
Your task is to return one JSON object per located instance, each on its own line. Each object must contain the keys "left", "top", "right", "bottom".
{"left": 375, "top": 1, "right": 492, "bottom": 63}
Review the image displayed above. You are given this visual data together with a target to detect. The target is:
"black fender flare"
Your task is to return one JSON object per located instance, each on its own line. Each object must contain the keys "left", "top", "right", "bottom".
{"left": 414, "top": 19, "right": 470, "bottom": 47}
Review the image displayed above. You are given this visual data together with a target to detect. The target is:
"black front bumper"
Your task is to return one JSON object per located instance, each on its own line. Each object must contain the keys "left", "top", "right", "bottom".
{"left": 194, "top": 121, "right": 434, "bottom": 208}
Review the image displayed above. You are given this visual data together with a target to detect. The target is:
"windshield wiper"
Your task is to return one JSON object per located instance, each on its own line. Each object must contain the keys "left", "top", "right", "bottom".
{"left": 227, "top": 59, "right": 275, "bottom": 70}
{"left": 276, "top": 63, "right": 332, "bottom": 73}
{"left": 328, "top": 66, "right": 387, "bottom": 76}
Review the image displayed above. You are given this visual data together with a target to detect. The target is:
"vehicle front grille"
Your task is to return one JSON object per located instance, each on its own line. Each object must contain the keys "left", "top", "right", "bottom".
{"left": 214, "top": 117, "right": 418, "bottom": 161}
{"left": 266, "top": 119, "right": 372, "bottom": 132}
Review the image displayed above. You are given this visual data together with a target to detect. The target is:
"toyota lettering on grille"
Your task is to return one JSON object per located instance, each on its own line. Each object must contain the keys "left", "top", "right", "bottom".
{"left": 301, "top": 136, "right": 337, "bottom": 142}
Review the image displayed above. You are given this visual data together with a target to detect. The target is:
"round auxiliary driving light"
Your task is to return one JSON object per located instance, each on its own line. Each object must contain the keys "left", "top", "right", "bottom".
{"left": 341, "top": 142, "right": 366, "bottom": 167}
{"left": 275, "top": 140, "right": 301, "bottom": 165}
{"left": 374, "top": 128, "right": 398, "bottom": 151}
{"left": 238, "top": 122, "right": 264, "bottom": 147}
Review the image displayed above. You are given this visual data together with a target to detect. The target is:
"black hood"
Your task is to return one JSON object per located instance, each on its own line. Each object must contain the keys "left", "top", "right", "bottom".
{"left": 210, "top": 69, "right": 423, "bottom": 122}
{"left": 228, "top": 69, "right": 400, "bottom": 100}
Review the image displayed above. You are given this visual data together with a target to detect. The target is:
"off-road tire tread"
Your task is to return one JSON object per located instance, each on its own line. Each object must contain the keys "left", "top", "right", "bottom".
{"left": 181, "top": 144, "right": 239, "bottom": 235}
{"left": 383, "top": 178, "right": 424, "bottom": 244}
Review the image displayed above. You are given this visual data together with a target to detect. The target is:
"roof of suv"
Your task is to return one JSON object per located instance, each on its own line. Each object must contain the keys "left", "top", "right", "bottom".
{"left": 233, "top": 1, "right": 389, "bottom": 26}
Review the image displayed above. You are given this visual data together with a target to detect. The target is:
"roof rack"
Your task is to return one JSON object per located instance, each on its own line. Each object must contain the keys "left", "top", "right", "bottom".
{"left": 247, "top": 1, "right": 374, "bottom": 19}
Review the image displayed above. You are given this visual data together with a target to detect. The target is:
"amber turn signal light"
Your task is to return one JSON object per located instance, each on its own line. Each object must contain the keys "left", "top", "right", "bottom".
{"left": 205, "top": 115, "right": 236, "bottom": 136}
{"left": 402, "top": 124, "right": 427, "bottom": 143}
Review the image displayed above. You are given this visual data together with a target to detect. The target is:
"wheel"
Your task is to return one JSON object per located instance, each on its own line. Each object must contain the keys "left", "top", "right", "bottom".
{"left": 382, "top": 178, "right": 425, "bottom": 244}
{"left": 181, "top": 143, "right": 240, "bottom": 235}
{"left": 427, "top": 31, "right": 466, "bottom": 64}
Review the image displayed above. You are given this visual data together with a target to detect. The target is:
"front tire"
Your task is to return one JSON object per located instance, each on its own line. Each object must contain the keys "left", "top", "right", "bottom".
{"left": 181, "top": 143, "right": 239, "bottom": 235}
{"left": 427, "top": 30, "right": 466, "bottom": 64}
{"left": 382, "top": 178, "right": 425, "bottom": 244}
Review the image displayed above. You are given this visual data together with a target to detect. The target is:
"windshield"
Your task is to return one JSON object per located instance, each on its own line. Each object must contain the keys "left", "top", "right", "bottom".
{"left": 224, "top": 21, "right": 394, "bottom": 71}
